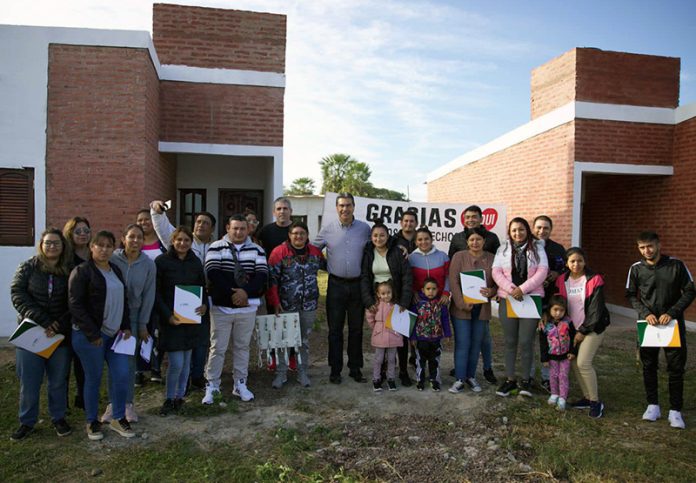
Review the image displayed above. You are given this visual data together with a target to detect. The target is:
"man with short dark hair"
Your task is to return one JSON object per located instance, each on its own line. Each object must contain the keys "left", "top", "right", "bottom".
{"left": 314, "top": 193, "right": 371, "bottom": 384}
{"left": 203, "top": 215, "right": 268, "bottom": 404}
{"left": 393, "top": 210, "right": 418, "bottom": 254}
{"left": 258, "top": 197, "right": 293, "bottom": 259}
{"left": 150, "top": 199, "right": 216, "bottom": 261}
{"left": 626, "top": 231, "right": 695, "bottom": 429}
{"left": 448, "top": 205, "right": 500, "bottom": 258}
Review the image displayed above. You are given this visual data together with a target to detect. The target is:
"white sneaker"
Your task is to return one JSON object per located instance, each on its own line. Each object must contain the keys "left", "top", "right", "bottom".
{"left": 202, "top": 384, "right": 220, "bottom": 405}
{"left": 668, "top": 410, "right": 685, "bottom": 429}
{"left": 448, "top": 380, "right": 466, "bottom": 394}
{"left": 465, "top": 377, "right": 482, "bottom": 393}
{"left": 100, "top": 403, "right": 113, "bottom": 423}
{"left": 548, "top": 395, "right": 559, "bottom": 405}
{"left": 642, "top": 404, "right": 661, "bottom": 422}
{"left": 233, "top": 379, "right": 254, "bottom": 402}
{"left": 557, "top": 397, "right": 567, "bottom": 411}
{"left": 125, "top": 403, "right": 138, "bottom": 423}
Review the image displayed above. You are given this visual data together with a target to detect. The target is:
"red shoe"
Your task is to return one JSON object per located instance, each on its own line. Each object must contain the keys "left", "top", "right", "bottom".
{"left": 288, "top": 353, "right": 298, "bottom": 372}
{"left": 267, "top": 353, "right": 277, "bottom": 372}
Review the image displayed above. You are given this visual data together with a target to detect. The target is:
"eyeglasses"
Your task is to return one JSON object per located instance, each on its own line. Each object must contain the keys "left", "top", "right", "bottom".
{"left": 74, "top": 227, "right": 91, "bottom": 235}
{"left": 247, "top": 220, "right": 259, "bottom": 226}
{"left": 289, "top": 231, "right": 307, "bottom": 237}
{"left": 43, "top": 240, "right": 62, "bottom": 247}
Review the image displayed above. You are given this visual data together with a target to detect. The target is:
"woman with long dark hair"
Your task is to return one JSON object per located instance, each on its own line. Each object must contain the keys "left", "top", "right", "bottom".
{"left": 492, "top": 217, "right": 548, "bottom": 398}
{"left": 69, "top": 230, "right": 134, "bottom": 441}
{"left": 10, "top": 228, "right": 73, "bottom": 441}
{"left": 554, "top": 247, "right": 610, "bottom": 418}
{"left": 360, "top": 221, "right": 413, "bottom": 385}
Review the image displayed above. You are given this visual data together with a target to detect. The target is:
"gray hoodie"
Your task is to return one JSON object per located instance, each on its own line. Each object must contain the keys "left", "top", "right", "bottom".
{"left": 110, "top": 249, "right": 156, "bottom": 332}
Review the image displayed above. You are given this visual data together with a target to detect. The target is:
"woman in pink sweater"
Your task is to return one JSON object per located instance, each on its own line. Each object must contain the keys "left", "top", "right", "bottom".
{"left": 492, "top": 217, "right": 548, "bottom": 398}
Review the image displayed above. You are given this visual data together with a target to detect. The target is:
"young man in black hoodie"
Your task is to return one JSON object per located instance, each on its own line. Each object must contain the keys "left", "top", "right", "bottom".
{"left": 626, "top": 231, "right": 695, "bottom": 429}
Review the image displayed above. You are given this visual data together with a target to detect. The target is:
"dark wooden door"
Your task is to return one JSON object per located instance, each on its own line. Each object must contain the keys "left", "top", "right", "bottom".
{"left": 218, "top": 189, "right": 264, "bottom": 239}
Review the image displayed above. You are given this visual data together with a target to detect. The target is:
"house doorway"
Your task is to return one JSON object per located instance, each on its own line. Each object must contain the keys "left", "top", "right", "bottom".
{"left": 218, "top": 189, "right": 264, "bottom": 239}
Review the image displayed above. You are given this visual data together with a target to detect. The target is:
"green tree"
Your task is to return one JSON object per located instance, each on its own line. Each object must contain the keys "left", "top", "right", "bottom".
{"left": 284, "top": 177, "right": 316, "bottom": 195}
{"left": 319, "top": 152, "right": 407, "bottom": 200}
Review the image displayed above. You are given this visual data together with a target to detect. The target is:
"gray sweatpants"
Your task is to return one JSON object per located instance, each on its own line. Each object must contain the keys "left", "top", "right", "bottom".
{"left": 498, "top": 307, "right": 538, "bottom": 381}
{"left": 205, "top": 307, "right": 257, "bottom": 387}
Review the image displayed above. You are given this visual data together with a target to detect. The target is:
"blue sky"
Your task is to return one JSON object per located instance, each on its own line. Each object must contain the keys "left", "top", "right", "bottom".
{"left": 3, "top": 0, "right": 695, "bottom": 200}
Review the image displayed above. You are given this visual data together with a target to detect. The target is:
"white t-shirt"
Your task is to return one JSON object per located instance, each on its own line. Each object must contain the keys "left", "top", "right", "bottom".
{"left": 566, "top": 275, "right": 586, "bottom": 329}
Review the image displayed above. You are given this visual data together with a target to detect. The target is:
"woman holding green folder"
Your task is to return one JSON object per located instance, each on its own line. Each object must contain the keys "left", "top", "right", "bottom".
{"left": 155, "top": 225, "right": 207, "bottom": 416}
{"left": 10, "top": 228, "right": 73, "bottom": 441}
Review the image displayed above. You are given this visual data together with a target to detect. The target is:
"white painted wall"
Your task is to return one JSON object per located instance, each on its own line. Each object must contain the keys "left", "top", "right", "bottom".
{"left": 286, "top": 195, "right": 325, "bottom": 236}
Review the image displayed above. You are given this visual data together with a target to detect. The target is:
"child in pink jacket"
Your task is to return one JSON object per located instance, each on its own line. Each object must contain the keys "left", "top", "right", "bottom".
{"left": 366, "top": 281, "right": 404, "bottom": 392}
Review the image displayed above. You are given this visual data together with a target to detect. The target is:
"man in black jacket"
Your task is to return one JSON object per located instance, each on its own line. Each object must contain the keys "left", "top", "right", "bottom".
{"left": 447, "top": 205, "right": 500, "bottom": 259}
{"left": 393, "top": 210, "right": 417, "bottom": 254}
{"left": 626, "top": 231, "right": 695, "bottom": 429}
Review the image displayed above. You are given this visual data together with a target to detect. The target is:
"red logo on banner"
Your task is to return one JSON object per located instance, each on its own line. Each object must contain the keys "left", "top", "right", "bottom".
{"left": 481, "top": 208, "right": 498, "bottom": 230}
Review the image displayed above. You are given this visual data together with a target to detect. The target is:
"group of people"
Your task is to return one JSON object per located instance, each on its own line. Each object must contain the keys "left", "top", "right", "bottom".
{"left": 9, "top": 193, "right": 694, "bottom": 443}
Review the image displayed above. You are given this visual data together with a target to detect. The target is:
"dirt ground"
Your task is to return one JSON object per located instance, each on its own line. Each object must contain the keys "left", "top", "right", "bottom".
{"left": 0, "top": 322, "right": 542, "bottom": 482}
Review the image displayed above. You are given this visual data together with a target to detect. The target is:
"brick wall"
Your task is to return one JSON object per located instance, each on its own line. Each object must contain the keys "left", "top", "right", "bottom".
{"left": 46, "top": 45, "right": 167, "bottom": 235}
{"left": 160, "top": 81, "right": 284, "bottom": 146}
{"left": 581, "top": 116, "right": 696, "bottom": 319}
{"left": 575, "top": 49, "right": 680, "bottom": 108}
{"left": 531, "top": 49, "right": 577, "bottom": 119}
{"left": 575, "top": 119, "right": 674, "bottom": 165}
{"left": 428, "top": 123, "right": 576, "bottom": 247}
{"left": 531, "top": 48, "right": 679, "bottom": 119}
{"left": 153, "top": 3, "right": 286, "bottom": 72}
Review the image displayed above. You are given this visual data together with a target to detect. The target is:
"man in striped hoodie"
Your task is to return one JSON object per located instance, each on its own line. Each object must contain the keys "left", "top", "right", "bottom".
{"left": 202, "top": 214, "right": 268, "bottom": 404}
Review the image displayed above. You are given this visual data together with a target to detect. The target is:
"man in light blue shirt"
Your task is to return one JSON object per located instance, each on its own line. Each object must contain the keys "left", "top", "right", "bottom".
{"left": 314, "top": 193, "right": 371, "bottom": 384}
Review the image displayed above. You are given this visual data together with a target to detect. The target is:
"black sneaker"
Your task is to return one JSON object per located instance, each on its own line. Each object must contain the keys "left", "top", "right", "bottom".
{"left": 541, "top": 379, "right": 551, "bottom": 394}
{"left": 10, "top": 424, "right": 33, "bottom": 442}
{"left": 53, "top": 418, "right": 72, "bottom": 437}
{"left": 519, "top": 379, "right": 533, "bottom": 397}
{"left": 496, "top": 380, "right": 518, "bottom": 397}
{"left": 569, "top": 397, "right": 592, "bottom": 410}
{"left": 160, "top": 398, "right": 177, "bottom": 417}
{"left": 86, "top": 420, "right": 103, "bottom": 441}
{"left": 150, "top": 370, "right": 163, "bottom": 383}
{"left": 387, "top": 379, "right": 397, "bottom": 391}
{"left": 483, "top": 368, "right": 498, "bottom": 385}
{"left": 431, "top": 380, "right": 441, "bottom": 392}
{"left": 589, "top": 400, "right": 604, "bottom": 419}
{"left": 399, "top": 372, "right": 412, "bottom": 387}
{"left": 349, "top": 370, "right": 367, "bottom": 383}
{"left": 329, "top": 373, "right": 342, "bottom": 384}
{"left": 134, "top": 372, "right": 145, "bottom": 387}
{"left": 373, "top": 380, "right": 383, "bottom": 392}
{"left": 416, "top": 380, "right": 425, "bottom": 391}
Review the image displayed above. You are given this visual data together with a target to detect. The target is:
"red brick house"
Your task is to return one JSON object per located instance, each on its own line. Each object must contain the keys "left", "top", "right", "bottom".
{"left": 427, "top": 48, "right": 696, "bottom": 321}
{"left": 0, "top": 4, "right": 286, "bottom": 335}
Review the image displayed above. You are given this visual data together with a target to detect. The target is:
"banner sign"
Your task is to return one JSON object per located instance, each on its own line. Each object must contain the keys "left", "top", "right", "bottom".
{"left": 321, "top": 192, "right": 506, "bottom": 252}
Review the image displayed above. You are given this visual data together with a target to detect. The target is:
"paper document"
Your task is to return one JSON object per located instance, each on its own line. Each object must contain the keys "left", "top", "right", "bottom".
{"left": 111, "top": 331, "right": 136, "bottom": 355}
{"left": 174, "top": 285, "right": 203, "bottom": 324}
{"left": 9, "top": 319, "right": 64, "bottom": 359}
{"left": 505, "top": 295, "right": 542, "bottom": 319}
{"left": 637, "top": 319, "right": 681, "bottom": 347}
{"left": 459, "top": 270, "right": 488, "bottom": 304}
{"left": 385, "top": 305, "right": 417, "bottom": 337}
{"left": 139, "top": 336, "right": 153, "bottom": 362}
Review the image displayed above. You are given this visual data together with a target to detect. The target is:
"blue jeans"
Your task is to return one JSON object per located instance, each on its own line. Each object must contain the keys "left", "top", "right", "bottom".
{"left": 166, "top": 350, "right": 192, "bottom": 399}
{"left": 16, "top": 346, "right": 70, "bottom": 427}
{"left": 453, "top": 305, "right": 486, "bottom": 380}
{"left": 72, "top": 329, "right": 131, "bottom": 423}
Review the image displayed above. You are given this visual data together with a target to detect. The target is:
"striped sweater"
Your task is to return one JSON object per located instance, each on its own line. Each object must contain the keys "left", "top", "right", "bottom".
{"left": 205, "top": 235, "right": 268, "bottom": 308}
